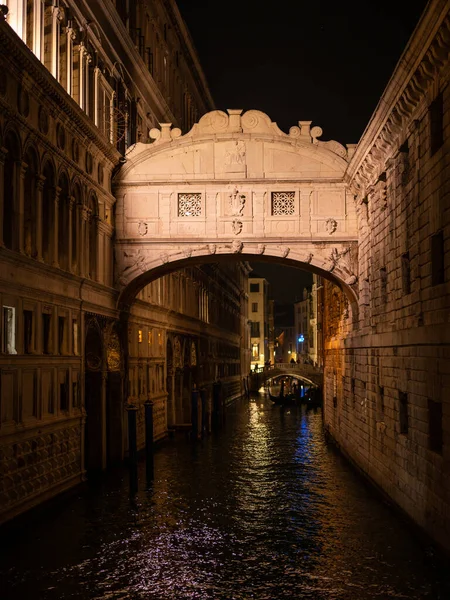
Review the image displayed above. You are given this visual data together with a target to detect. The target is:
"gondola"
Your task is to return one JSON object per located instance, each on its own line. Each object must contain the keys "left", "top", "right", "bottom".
{"left": 269, "top": 390, "right": 299, "bottom": 406}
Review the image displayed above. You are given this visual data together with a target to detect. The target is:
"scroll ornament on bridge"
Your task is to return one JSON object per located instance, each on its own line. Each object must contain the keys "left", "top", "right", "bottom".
{"left": 117, "top": 249, "right": 149, "bottom": 285}
{"left": 324, "top": 247, "right": 358, "bottom": 285}
{"left": 149, "top": 123, "right": 182, "bottom": 143}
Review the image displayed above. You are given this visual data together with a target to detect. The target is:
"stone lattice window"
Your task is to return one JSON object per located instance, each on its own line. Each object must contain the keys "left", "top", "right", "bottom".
{"left": 271, "top": 192, "right": 295, "bottom": 215}
{"left": 178, "top": 193, "right": 202, "bottom": 217}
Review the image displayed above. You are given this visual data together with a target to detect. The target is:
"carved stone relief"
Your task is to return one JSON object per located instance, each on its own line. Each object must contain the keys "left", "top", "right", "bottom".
{"left": 138, "top": 222, "right": 148, "bottom": 236}
{"left": 232, "top": 219, "right": 243, "bottom": 235}
{"left": 325, "top": 218, "right": 338, "bottom": 234}
{"left": 229, "top": 188, "right": 246, "bottom": 216}
{"left": 231, "top": 240, "right": 243, "bottom": 253}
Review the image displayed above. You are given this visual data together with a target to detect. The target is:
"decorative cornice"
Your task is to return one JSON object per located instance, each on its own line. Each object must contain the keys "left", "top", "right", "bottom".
{"left": 0, "top": 20, "right": 121, "bottom": 165}
{"left": 346, "top": 1, "right": 449, "bottom": 195}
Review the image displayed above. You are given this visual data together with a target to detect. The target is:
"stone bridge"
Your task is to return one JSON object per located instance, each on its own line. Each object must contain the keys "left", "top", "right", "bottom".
{"left": 249, "top": 363, "right": 324, "bottom": 390}
{"left": 113, "top": 109, "right": 359, "bottom": 308}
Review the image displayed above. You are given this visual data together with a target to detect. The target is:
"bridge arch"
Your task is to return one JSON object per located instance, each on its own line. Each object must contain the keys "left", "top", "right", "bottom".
{"left": 114, "top": 108, "right": 359, "bottom": 314}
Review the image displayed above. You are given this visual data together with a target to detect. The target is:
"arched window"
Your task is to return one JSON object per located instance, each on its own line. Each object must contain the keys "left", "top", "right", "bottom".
{"left": 23, "top": 146, "right": 39, "bottom": 258}
{"left": 42, "top": 161, "right": 55, "bottom": 264}
{"left": 58, "top": 172, "right": 70, "bottom": 270}
{"left": 3, "top": 130, "right": 21, "bottom": 251}
{"left": 88, "top": 194, "right": 98, "bottom": 280}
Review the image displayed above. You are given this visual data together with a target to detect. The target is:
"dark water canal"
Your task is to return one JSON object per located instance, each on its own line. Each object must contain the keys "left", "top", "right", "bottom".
{"left": 1, "top": 395, "right": 449, "bottom": 599}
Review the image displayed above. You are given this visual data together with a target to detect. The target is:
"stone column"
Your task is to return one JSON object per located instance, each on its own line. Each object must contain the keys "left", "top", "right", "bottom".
{"left": 93, "top": 215, "right": 101, "bottom": 282}
{"left": 79, "top": 206, "right": 88, "bottom": 277}
{"left": 67, "top": 196, "right": 74, "bottom": 272}
{"left": 35, "top": 175, "right": 45, "bottom": 261}
{"left": 0, "top": 147, "right": 6, "bottom": 247}
{"left": 51, "top": 6, "right": 61, "bottom": 79}
{"left": 18, "top": 161, "right": 27, "bottom": 254}
{"left": 52, "top": 186, "right": 61, "bottom": 267}
{"left": 65, "top": 25, "right": 75, "bottom": 97}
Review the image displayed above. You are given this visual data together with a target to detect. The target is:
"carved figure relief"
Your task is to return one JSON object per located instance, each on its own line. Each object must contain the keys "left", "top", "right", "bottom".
{"left": 183, "top": 247, "right": 192, "bottom": 258}
{"left": 224, "top": 141, "right": 246, "bottom": 170}
{"left": 257, "top": 244, "right": 266, "bottom": 254}
{"left": 325, "top": 218, "right": 338, "bottom": 234}
{"left": 232, "top": 219, "right": 243, "bottom": 235}
{"left": 229, "top": 188, "right": 246, "bottom": 216}
{"left": 190, "top": 342, "right": 197, "bottom": 367}
{"left": 231, "top": 240, "right": 243, "bottom": 253}
{"left": 106, "top": 329, "right": 121, "bottom": 371}
{"left": 208, "top": 244, "right": 216, "bottom": 255}
{"left": 174, "top": 337, "right": 182, "bottom": 369}
{"left": 280, "top": 246, "right": 290, "bottom": 258}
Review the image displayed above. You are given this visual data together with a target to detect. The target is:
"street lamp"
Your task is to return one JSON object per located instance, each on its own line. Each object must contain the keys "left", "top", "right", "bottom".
{"left": 297, "top": 334, "right": 304, "bottom": 358}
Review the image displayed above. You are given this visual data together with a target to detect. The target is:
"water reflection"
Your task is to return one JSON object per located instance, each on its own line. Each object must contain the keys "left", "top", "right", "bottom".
{"left": 1, "top": 396, "right": 449, "bottom": 599}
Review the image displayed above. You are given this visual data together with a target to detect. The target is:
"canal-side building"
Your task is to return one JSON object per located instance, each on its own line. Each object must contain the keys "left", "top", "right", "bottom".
{"left": 323, "top": 2, "right": 450, "bottom": 553}
{"left": 248, "top": 276, "right": 271, "bottom": 370}
{"left": 0, "top": 1, "right": 249, "bottom": 523}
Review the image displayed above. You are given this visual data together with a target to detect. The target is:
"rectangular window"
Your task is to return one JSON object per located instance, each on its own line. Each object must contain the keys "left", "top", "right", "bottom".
{"left": 2, "top": 306, "right": 17, "bottom": 354}
{"left": 252, "top": 343, "right": 259, "bottom": 359}
{"left": 430, "top": 93, "right": 443, "bottom": 156}
{"left": 148, "top": 330, "right": 153, "bottom": 345}
{"left": 271, "top": 191, "right": 295, "bottom": 215}
{"left": 250, "top": 283, "right": 260, "bottom": 293}
{"left": 428, "top": 399, "right": 443, "bottom": 453}
{"left": 60, "top": 380, "right": 68, "bottom": 412}
{"left": 58, "top": 316, "right": 66, "bottom": 354}
{"left": 251, "top": 302, "right": 258, "bottom": 312}
{"left": 72, "top": 380, "right": 79, "bottom": 409}
{"left": 399, "top": 391, "right": 408, "bottom": 434}
{"left": 23, "top": 310, "right": 33, "bottom": 354}
{"left": 138, "top": 330, "right": 143, "bottom": 343}
{"left": 42, "top": 313, "right": 52, "bottom": 354}
{"left": 178, "top": 193, "right": 201, "bottom": 217}
{"left": 431, "top": 231, "right": 444, "bottom": 286}
{"left": 401, "top": 253, "right": 411, "bottom": 295}
{"left": 250, "top": 322, "right": 260, "bottom": 337}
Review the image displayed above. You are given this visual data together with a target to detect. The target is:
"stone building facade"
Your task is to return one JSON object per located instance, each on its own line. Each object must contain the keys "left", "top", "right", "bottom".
{"left": 248, "top": 276, "right": 270, "bottom": 370}
{"left": 323, "top": 0, "right": 450, "bottom": 552}
{"left": 0, "top": 0, "right": 248, "bottom": 523}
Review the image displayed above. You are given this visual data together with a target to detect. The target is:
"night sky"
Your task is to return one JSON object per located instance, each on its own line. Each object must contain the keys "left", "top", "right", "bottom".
{"left": 176, "top": 0, "right": 430, "bottom": 302}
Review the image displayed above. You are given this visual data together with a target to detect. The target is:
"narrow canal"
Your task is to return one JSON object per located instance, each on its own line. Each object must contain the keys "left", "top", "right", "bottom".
{"left": 1, "top": 395, "right": 449, "bottom": 599}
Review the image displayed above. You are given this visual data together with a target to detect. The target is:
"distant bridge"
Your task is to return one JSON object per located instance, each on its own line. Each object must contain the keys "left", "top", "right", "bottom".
{"left": 249, "top": 363, "right": 323, "bottom": 391}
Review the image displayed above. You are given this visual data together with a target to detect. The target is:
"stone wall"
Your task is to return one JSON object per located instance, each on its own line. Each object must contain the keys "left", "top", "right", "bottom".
{"left": 323, "top": 1, "right": 450, "bottom": 552}
{"left": 0, "top": 419, "right": 83, "bottom": 522}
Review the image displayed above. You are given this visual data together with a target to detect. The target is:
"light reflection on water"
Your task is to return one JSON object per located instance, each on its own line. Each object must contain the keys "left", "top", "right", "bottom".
{"left": 1, "top": 396, "right": 449, "bottom": 599}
